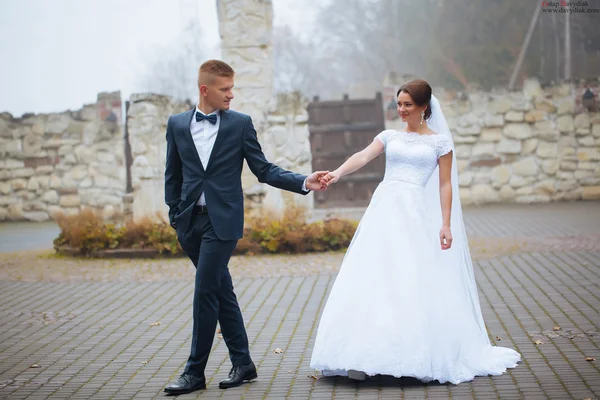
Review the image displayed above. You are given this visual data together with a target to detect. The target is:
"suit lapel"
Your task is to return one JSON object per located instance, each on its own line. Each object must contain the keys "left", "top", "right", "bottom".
{"left": 205, "top": 110, "right": 230, "bottom": 172}
{"left": 183, "top": 109, "right": 205, "bottom": 172}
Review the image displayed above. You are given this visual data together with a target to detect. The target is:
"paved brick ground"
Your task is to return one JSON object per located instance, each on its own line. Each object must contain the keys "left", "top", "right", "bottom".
{"left": 0, "top": 202, "right": 599, "bottom": 399}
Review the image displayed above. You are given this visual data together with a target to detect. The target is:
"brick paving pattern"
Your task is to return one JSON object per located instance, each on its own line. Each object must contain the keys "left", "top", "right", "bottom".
{"left": 0, "top": 202, "right": 599, "bottom": 399}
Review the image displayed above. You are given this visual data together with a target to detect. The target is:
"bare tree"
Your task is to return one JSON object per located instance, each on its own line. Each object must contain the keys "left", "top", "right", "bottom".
{"left": 272, "top": 0, "right": 600, "bottom": 100}
{"left": 273, "top": 25, "right": 350, "bottom": 99}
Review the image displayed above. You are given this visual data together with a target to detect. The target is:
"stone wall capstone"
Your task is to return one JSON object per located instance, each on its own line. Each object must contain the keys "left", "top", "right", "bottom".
{"left": 0, "top": 92, "right": 126, "bottom": 221}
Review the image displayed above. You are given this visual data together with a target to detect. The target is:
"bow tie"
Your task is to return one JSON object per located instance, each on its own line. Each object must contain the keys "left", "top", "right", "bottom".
{"left": 196, "top": 112, "right": 217, "bottom": 124}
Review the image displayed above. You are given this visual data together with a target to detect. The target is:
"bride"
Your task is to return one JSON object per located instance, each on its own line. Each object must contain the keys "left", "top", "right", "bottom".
{"left": 309, "top": 79, "right": 521, "bottom": 385}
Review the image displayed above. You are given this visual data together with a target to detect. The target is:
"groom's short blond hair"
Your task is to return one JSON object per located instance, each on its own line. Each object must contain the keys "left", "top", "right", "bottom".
{"left": 198, "top": 60, "right": 235, "bottom": 86}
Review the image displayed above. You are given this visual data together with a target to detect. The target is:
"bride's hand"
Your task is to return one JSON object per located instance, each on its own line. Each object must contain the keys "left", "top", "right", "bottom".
{"left": 440, "top": 226, "right": 453, "bottom": 250}
{"left": 320, "top": 171, "right": 340, "bottom": 187}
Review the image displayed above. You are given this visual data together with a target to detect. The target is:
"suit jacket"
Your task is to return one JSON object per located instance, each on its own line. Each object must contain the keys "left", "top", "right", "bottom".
{"left": 164, "top": 109, "right": 308, "bottom": 241}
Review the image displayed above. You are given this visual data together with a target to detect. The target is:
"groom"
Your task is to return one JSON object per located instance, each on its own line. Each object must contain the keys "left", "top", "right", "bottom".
{"left": 163, "top": 59, "right": 328, "bottom": 394}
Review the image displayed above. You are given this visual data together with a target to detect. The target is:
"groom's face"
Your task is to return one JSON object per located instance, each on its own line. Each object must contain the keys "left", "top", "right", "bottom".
{"left": 203, "top": 75, "right": 235, "bottom": 111}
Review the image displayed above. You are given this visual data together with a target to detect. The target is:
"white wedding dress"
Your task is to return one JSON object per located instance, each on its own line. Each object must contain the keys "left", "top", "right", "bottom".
{"left": 310, "top": 127, "right": 521, "bottom": 385}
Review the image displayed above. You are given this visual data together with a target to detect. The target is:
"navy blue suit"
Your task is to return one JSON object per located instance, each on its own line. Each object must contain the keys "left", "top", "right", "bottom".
{"left": 165, "top": 108, "right": 308, "bottom": 376}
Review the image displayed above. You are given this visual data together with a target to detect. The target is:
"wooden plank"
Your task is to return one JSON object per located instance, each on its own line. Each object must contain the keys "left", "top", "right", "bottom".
{"left": 308, "top": 94, "right": 385, "bottom": 209}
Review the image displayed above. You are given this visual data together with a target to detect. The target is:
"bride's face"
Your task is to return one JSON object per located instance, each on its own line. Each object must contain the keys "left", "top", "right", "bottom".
{"left": 397, "top": 91, "right": 425, "bottom": 124}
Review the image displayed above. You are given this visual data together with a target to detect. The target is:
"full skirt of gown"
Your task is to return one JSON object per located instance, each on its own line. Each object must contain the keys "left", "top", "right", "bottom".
{"left": 309, "top": 179, "right": 521, "bottom": 385}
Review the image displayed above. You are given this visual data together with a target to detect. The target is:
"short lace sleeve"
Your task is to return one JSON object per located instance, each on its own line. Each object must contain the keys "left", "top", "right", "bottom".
{"left": 436, "top": 135, "right": 454, "bottom": 158}
{"left": 374, "top": 130, "right": 393, "bottom": 150}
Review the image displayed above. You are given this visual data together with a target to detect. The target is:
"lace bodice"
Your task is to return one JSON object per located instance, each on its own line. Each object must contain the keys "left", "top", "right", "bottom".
{"left": 375, "top": 130, "right": 453, "bottom": 187}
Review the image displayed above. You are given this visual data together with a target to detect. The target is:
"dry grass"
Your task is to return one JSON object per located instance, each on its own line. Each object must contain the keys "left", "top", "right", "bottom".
{"left": 52, "top": 206, "right": 358, "bottom": 257}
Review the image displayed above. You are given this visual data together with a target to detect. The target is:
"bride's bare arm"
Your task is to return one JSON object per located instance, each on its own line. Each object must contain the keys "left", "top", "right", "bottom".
{"left": 322, "top": 139, "right": 384, "bottom": 185}
{"left": 438, "top": 151, "right": 453, "bottom": 249}
{"left": 438, "top": 152, "right": 453, "bottom": 227}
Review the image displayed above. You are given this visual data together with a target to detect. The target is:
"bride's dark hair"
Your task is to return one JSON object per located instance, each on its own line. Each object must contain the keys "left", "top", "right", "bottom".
{"left": 397, "top": 79, "right": 433, "bottom": 120}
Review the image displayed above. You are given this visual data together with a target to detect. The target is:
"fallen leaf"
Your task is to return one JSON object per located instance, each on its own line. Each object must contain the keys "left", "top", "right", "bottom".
{"left": 217, "top": 335, "right": 223, "bottom": 339}
{"left": 149, "top": 321, "right": 161, "bottom": 327}
{"left": 553, "top": 326, "right": 561, "bottom": 331}
{"left": 308, "top": 374, "right": 318, "bottom": 380}
{"left": 534, "top": 340, "right": 543, "bottom": 345}
{"left": 217, "top": 328, "right": 221, "bottom": 334}
{"left": 30, "top": 364, "right": 41, "bottom": 368}
{"left": 585, "top": 357, "right": 595, "bottom": 362}
{"left": 495, "top": 336, "right": 502, "bottom": 341}
{"left": 273, "top": 348, "right": 283, "bottom": 354}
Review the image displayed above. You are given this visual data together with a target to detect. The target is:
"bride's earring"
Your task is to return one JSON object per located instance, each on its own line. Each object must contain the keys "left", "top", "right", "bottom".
{"left": 420, "top": 111, "right": 425, "bottom": 125}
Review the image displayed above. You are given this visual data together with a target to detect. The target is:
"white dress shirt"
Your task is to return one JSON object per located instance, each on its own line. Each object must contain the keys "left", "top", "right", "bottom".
{"left": 191, "top": 107, "right": 310, "bottom": 206}
{"left": 190, "top": 108, "right": 220, "bottom": 206}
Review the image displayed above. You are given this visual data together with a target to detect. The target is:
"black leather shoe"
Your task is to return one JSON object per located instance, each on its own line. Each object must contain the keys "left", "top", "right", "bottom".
{"left": 219, "top": 362, "right": 258, "bottom": 389}
{"left": 164, "top": 374, "right": 206, "bottom": 394}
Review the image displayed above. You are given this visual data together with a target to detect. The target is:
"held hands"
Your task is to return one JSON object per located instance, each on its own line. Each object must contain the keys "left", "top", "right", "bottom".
{"left": 319, "top": 171, "right": 340, "bottom": 187}
{"left": 305, "top": 170, "right": 340, "bottom": 192}
{"left": 306, "top": 171, "right": 330, "bottom": 191}
{"left": 440, "top": 226, "right": 453, "bottom": 250}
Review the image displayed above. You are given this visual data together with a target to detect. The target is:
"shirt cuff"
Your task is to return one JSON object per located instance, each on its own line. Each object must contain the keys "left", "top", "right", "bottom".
{"left": 302, "top": 178, "right": 309, "bottom": 193}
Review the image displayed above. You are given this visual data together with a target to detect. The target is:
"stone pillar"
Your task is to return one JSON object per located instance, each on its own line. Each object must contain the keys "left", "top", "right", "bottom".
{"left": 217, "top": 0, "right": 273, "bottom": 116}
{"left": 126, "top": 94, "right": 189, "bottom": 221}
{"left": 217, "top": 0, "right": 282, "bottom": 211}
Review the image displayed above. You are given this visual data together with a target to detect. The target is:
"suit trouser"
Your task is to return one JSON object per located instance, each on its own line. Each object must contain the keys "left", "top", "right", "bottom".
{"left": 177, "top": 213, "right": 251, "bottom": 377}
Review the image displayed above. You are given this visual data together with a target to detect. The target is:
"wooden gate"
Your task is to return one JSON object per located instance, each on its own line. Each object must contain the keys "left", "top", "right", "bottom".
{"left": 308, "top": 93, "right": 386, "bottom": 209}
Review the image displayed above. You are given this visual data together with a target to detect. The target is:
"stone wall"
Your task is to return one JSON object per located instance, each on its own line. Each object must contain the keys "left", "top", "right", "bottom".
{"left": 0, "top": 92, "right": 126, "bottom": 221}
{"left": 2, "top": 78, "right": 599, "bottom": 223}
{"left": 438, "top": 78, "right": 600, "bottom": 204}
